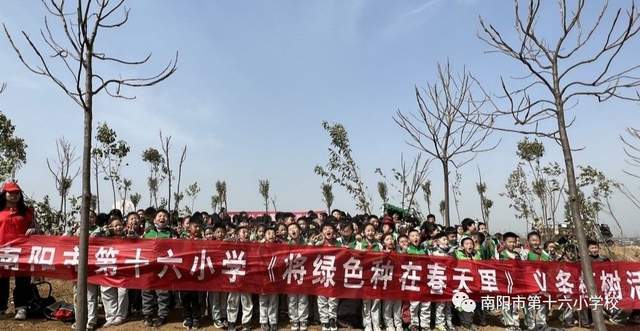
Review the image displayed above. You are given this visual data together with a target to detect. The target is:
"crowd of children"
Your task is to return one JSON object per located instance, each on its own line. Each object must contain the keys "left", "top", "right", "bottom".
{"left": 62, "top": 207, "right": 640, "bottom": 331}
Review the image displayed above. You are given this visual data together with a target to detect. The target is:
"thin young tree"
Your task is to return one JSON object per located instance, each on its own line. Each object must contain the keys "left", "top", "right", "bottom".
{"left": 93, "top": 122, "right": 130, "bottom": 209}
{"left": 185, "top": 181, "right": 200, "bottom": 213}
{"left": 142, "top": 147, "right": 164, "bottom": 207}
{"left": 91, "top": 150, "right": 101, "bottom": 212}
{"left": 46, "top": 137, "right": 80, "bottom": 233}
{"left": 173, "top": 145, "right": 187, "bottom": 212}
{"left": 159, "top": 131, "right": 173, "bottom": 215}
{"left": 215, "top": 180, "right": 228, "bottom": 210}
{"left": 476, "top": 167, "right": 493, "bottom": 228}
{"left": 394, "top": 62, "right": 497, "bottom": 226}
{"left": 421, "top": 180, "right": 432, "bottom": 215}
{"left": 3, "top": 1, "right": 178, "bottom": 328}
{"left": 477, "top": 1, "right": 640, "bottom": 328}
{"left": 258, "top": 179, "right": 270, "bottom": 213}
{"left": 119, "top": 178, "right": 131, "bottom": 212}
{"left": 377, "top": 181, "right": 389, "bottom": 206}
{"left": 129, "top": 192, "right": 141, "bottom": 210}
{"left": 321, "top": 183, "right": 334, "bottom": 213}
{"left": 315, "top": 121, "right": 372, "bottom": 214}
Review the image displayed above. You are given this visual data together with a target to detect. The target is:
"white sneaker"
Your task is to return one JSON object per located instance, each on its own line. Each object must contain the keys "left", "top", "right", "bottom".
{"left": 14, "top": 308, "right": 27, "bottom": 320}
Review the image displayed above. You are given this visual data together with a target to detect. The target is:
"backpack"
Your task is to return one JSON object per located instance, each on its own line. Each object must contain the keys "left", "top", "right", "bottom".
{"left": 44, "top": 301, "right": 75, "bottom": 323}
{"left": 26, "top": 281, "right": 56, "bottom": 318}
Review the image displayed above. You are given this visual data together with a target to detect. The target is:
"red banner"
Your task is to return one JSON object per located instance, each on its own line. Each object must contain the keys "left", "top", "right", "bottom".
{"left": 1, "top": 236, "right": 639, "bottom": 309}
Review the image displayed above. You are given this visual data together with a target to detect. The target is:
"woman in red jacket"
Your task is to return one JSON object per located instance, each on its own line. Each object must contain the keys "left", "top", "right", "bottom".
{"left": 0, "top": 181, "right": 35, "bottom": 320}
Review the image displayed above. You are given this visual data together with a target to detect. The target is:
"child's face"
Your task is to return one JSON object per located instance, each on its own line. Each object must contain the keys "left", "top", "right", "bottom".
{"left": 288, "top": 225, "right": 300, "bottom": 239}
{"left": 447, "top": 233, "right": 457, "bottom": 243}
{"left": 547, "top": 243, "right": 557, "bottom": 254}
{"left": 154, "top": 212, "right": 168, "bottom": 228}
{"left": 382, "top": 224, "right": 392, "bottom": 234}
{"left": 398, "top": 237, "right": 409, "bottom": 250}
{"left": 528, "top": 235, "right": 541, "bottom": 249}
{"left": 478, "top": 223, "right": 487, "bottom": 233}
{"left": 589, "top": 244, "right": 600, "bottom": 256}
{"left": 204, "top": 229, "right": 215, "bottom": 240}
{"left": 364, "top": 226, "right": 376, "bottom": 240}
{"left": 322, "top": 226, "right": 335, "bottom": 240}
{"left": 188, "top": 223, "right": 201, "bottom": 237}
{"left": 256, "top": 227, "right": 265, "bottom": 239}
{"left": 409, "top": 231, "right": 420, "bottom": 246}
{"left": 109, "top": 220, "right": 124, "bottom": 235}
{"left": 213, "top": 227, "right": 226, "bottom": 240}
{"left": 264, "top": 229, "right": 276, "bottom": 242}
{"left": 340, "top": 226, "right": 353, "bottom": 238}
{"left": 277, "top": 225, "right": 286, "bottom": 236}
{"left": 463, "top": 239, "right": 475, "bottom": 253}
{"left": 127, "top": 214, "right": 140, "bottom": 228}
{"left": 298, "top": 220, "right": 307, "bottom": 231}
{"left": 437, "top": 236, "right": 449, "bottom": 247}
{"left": 505, "top": 237, "right": 517, "bottom": 251}
{"left": 238, "top": 228, "right": 249, "bottom": 241}
{"left": 383, "top": 235, "right": 395, "bottom": 249}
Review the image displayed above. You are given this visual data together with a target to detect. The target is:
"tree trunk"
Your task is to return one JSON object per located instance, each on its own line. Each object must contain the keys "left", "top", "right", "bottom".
{"left": 442, "top": 160, "right": 450, "bottom": 226}
{"left": 93, "top": 154, "right": 100, "bottom": 213}
{"left": 556, "top": 99, "right": 606, "bottom": 330}
{"left": 76, "top": 52, "right": 94, "bottom": 329}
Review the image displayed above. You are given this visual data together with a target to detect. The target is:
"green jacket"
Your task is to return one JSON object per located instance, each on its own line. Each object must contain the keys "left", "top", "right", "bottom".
{"left": 527, "top": 249, "right": 551, "bottom": 261}
{"left": 355, "top": 239, "right": 382, "bottom": 252}
{"left": 500, "top": 249, "right": 521, "bottom": 261}
{"left": 143, "top": 227, "right": 174, "bottom": 239}
{"left": 454, "top": 248, "right": 483, "bottom": 260}
{"left": 407, "top": 244, "right": 427, "bottom": 255}
{"left": 339, "top": 235, "right": 358, "bottom": 249}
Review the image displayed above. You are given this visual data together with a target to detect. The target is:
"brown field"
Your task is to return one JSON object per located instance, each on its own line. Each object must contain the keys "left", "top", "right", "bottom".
{"left": 2, "top": 245, "right": 640, "bottom": 330}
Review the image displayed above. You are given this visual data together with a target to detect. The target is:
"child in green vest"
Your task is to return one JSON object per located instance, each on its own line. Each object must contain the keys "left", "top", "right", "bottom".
{"left": 500, "top": 232, "right": 521, "bottom": 330}
{"left": 142, "top": 209, "right": 175, "bottom": 327}
{"left": 356, "top": 223, "right": 382, "bottom": 331}
{"left": 407, "top": 229, "right": 430, "bottom": 331}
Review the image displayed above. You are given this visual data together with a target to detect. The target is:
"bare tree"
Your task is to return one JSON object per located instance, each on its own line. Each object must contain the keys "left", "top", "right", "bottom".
{"left": 46, "top": 137, "right": 80, "bottom": 233}
{"left": 258, "top": 179, "right": 270, "bottom": 213}
{"left": 622, "top": 127, "right": 640, "bottom": 179}
{"left": 394, "top": 62, "right": 497, "bottom": 226}
{"left": 476, "top": 1, "right": 640, "bottom": 329}
{"left": 3, "top": 1, "right": 178, "bottom": 328}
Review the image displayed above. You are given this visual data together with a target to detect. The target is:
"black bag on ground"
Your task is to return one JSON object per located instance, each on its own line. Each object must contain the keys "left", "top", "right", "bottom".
{"left": 26, "top": 280, "right": 56, "bottom": 318}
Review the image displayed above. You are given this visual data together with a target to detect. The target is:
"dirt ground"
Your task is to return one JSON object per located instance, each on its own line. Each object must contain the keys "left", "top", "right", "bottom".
{"left": 2, "top": 246, "right": 640, "bottom": 330}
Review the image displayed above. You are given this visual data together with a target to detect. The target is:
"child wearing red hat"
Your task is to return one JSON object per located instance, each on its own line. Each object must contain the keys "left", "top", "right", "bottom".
{"left": 0, "top": 181, "right": 36, "bottom": 320}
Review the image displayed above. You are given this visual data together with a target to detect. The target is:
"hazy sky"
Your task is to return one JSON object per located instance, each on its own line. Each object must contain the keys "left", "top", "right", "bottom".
{"left": 1, "top": 0, "right": 639, "bottom": 235}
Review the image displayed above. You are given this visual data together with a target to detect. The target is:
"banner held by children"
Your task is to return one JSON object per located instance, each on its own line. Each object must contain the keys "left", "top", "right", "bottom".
{"left": 1, "top": 235, "right": 639, "bottom": 309}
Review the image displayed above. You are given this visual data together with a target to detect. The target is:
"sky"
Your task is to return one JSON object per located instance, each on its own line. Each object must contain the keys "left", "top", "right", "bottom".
{"left": 1, "top": 0, "right": 639, "bottom": 235}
